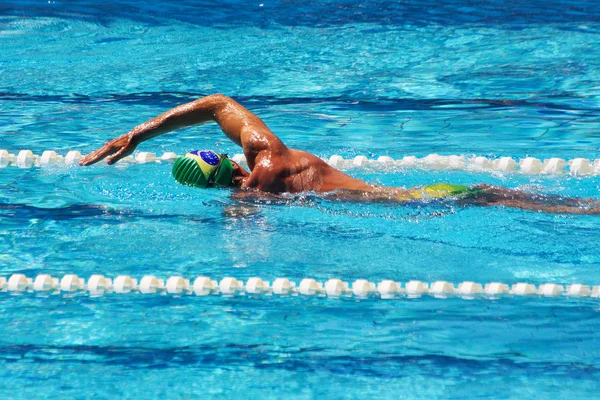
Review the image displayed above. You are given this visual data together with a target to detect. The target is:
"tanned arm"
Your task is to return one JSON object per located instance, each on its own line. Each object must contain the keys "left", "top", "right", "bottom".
{"left": 79, "top": 94, "right": 286, "bottom": 167}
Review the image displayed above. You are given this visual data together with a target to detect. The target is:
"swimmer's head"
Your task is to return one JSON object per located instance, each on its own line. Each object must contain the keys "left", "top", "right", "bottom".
{"left": 172, "top": 150, "right": 235, "bottom": 188}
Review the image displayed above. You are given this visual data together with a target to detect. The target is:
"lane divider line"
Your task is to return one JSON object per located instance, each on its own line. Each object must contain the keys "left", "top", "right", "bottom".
{"left": 0, "top": 274, "right": 597, "bottom": 299}
{"left": 2, "top": 150, "right": 599, "bottom": 176}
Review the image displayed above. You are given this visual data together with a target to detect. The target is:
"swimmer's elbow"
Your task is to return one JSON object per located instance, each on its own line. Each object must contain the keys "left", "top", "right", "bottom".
{"left": 182, "top": 94, "right": 234, "bottom": 119}
{"left": 191, "top": 94, "right": 237, "bottom": 115}
{"left": 203, "top": 93, "right": 232, "bottom": 106}
{"left": 206, "top": 93, "right": 227, "bottom": 100}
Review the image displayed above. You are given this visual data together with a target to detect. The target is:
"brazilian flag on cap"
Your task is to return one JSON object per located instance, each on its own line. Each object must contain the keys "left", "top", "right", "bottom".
{"left": 172, "top": 150, "right": 234, "bottom": 188}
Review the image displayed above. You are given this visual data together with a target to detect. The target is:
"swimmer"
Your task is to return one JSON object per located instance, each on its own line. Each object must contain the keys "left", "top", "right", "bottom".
{"left": 80, "top": 94, "right": 600, "bottom": 215}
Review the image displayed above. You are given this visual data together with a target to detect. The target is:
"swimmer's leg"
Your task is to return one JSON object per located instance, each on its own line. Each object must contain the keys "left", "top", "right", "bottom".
{"left": 461, "top": 185, "right": 600, "bottom": 215}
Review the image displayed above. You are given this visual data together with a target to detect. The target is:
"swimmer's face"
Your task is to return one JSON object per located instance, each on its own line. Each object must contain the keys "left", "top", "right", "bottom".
{"left": 229, "top": 160, "right": 248, "bottom": 187}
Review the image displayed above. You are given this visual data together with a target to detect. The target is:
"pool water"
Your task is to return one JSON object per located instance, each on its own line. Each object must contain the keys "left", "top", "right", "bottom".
{"left": 1, "top": 0, "right": 600, "bottom": 398}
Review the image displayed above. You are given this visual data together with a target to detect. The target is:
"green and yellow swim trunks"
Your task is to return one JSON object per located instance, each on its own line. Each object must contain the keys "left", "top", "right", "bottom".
{"left": 396, "top": 183, "right": 483, "bottom": 202}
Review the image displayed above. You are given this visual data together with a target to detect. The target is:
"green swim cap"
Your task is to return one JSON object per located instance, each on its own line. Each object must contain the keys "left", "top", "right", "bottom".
{"left": 172, "top": 150, "right": 234, "bottom": 188}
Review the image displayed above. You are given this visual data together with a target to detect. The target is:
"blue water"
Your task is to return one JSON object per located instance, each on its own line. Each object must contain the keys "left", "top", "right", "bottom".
{"left": 1, "top": 0, "right": 600, "bottom": 398}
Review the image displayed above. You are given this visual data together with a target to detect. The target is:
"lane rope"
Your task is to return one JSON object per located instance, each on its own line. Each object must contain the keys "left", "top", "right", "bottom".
{"left": 1, "top": 149, "right": 599, "bottom": 176}
{"left": 0, "top": 274, "right": 597, "bottom": 299}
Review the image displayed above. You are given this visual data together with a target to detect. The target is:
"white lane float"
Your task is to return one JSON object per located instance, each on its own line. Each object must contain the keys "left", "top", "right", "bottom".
{"left": 2, "top": 149, "right": 599, "bottom": 177}
{"left": 0, "top": 274, "right": 597, "bottom": 301}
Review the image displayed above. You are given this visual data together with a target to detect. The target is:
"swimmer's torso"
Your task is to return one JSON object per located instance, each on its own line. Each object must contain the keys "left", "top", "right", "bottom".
{"left": 241, "top": 148, "right": 373, "bottom": 193}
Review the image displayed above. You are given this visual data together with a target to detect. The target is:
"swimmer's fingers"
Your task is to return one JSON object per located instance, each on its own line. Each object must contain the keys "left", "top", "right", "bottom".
{"left": 79, "top": 135, "right": 135, "bottom": 166}
{"left": 106, "top": 143, "right": 135, "bottom": 165}
{"left": 79, "top": 145, "right": 116, "bottom": 166}
{"left": 80, "top": 137, "right": 124, "bottom": 166}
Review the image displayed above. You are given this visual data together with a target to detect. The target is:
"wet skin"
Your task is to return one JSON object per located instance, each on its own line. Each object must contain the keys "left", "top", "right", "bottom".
{"left": 80, "top": 94, "right": 599, "bottom": 215}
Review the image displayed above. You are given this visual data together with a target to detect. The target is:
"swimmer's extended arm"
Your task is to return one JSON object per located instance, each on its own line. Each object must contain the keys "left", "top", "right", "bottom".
{"left": 80, "top": 94, "right": 286, "bottom": 166}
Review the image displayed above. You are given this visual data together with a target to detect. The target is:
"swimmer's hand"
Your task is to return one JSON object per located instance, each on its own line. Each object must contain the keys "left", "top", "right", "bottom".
{"left": 79, "top": 133, "right": 138, "bottom": 166}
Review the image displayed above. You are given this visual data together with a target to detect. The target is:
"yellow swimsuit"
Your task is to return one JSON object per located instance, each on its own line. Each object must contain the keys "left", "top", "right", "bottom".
{"left": 395, "top": 183, "right": 480, "bottom": 202}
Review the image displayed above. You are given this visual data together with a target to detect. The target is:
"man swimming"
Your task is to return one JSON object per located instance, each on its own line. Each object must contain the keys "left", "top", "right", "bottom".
{"left": 80, "top": 94, "right": 599, "bottom": 215}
